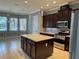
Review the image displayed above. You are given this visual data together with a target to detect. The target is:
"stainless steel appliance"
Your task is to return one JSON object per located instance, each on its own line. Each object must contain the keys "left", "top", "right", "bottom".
{"left": 54, "top": 35, "right": 65, "bottom": 50}
{"left": 57, "top": 21, "right": 68, "bottom": 28}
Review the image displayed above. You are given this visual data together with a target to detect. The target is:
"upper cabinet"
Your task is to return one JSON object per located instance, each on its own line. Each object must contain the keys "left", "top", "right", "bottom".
{"left": 43, "top": 4, "right": 72, "bottom": 28}
{"left": 43, "top": 15, "right": 50, "bottom": 27}
{"left": 58, "top": 9, "right": 72, "bottom": 21}
{"left": 43, "top": 14, "right": 52, "bottom": 28}
{"left": 43, "top": 13, "right": 58, "bottom": 28}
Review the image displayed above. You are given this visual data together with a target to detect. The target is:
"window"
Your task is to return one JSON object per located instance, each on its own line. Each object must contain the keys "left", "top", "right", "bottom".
{"left": 9, "top": 18, "right": 18, "bottom": 31}
{"left": 19, "top": 18, "right": 27, "bottom": 31}
{"left": 0, "top": 16, "right": 7, "bottom": 31}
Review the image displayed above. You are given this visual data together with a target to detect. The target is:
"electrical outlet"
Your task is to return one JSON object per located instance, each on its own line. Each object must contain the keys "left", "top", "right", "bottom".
{"left": 45, "top": 43, "right": 48, "bottom": 47}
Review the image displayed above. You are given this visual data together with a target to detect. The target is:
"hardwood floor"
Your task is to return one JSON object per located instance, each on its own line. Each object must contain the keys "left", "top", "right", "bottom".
{"left": 0, "top": 37, "right": 69, "bottom": 59}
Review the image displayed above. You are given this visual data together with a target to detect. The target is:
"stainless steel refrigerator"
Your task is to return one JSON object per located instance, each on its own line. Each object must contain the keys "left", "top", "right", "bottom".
{"left": 69, "top": 10, "right": 79, "bottom": 59}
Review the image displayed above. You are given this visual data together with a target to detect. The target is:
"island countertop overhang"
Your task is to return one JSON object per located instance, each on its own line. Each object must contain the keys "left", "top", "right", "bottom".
{"left": 21, "top": 34, "right": 55, "bottom": 42}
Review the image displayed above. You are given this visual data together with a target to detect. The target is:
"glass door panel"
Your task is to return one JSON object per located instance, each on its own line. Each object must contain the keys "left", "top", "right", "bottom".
{"left": 0, "top": 16, "right": 7, "bottom": 31}
{"left": 19, "top": 18, "right": 27, "bottom": 31}
{"left": 0, "top": 16, "right": 7, "bottom": 40}
{"left": 9, "top": 18, "right": 18, "bottom": 31}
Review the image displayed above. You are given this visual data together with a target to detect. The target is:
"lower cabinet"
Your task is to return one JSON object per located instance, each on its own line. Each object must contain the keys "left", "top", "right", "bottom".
{"left": 21, "top": 37, "right": 27, "bottom": 52}
{"left": 21, "top": 37, "right": 24, "bottom": 50}
{"left": 65, "top": 36, "right": 70, "bottom": 51}
{"left": 27, "top": 42, "right": 31, "bottom": 56}
{"left": 31, "top": 44, "right": 35, "bottom": 59}
{"left": 21, "top": 36, "right": 53, "bottom": 59}
{"left": 35, "top": 41, "right": 53, "bottom": 59}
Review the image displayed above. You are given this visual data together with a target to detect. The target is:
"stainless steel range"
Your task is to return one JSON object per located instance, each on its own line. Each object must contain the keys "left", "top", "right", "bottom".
{"left": 54, "top": 35, "right": 66, "bottom": 50}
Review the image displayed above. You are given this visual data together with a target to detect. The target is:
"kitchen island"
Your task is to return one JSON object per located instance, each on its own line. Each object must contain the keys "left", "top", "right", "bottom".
{"left": 21, "top": 34, "right": 55, "bottom": 59}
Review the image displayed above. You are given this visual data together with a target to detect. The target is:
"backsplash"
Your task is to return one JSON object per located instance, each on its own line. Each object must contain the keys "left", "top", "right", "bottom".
{"left": 45, "top": 28, "right": 60, "bottom": 34}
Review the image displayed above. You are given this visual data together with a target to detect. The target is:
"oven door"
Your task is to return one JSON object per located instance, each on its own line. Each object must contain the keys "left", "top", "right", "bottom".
{"left": 54, "top": 42, "right": 65, "bottom": 50}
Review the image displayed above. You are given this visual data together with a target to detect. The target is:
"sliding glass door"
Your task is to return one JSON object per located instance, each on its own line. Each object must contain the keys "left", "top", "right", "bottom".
{"left": 9, "top": 18, "right": 18, "bottom": 31}
{"left": 0, "top": 16, "right": 27, "bottom": 40}
{"left": 0, "top": 16, "right": 7, "bottom": 31}
{"left": 19, "top": 18, "right": 27, "bottom": 34}
{"left": 19, "top": 18, "right": 27, "bottom": 31}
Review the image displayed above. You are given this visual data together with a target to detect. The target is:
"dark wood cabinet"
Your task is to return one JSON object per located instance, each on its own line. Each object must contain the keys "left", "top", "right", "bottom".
{"left": 65, "top": 36, "right": 70, "bottom": 51}
{"left": 43, "top": 15, "right": 53, "bottom": 28}
{"left": 63, "top": 9, "right": 71, "bottom": 20}
{"left": 43, "top": 13, "right": 58, "bottom": 28}
{"left": 58, "top": 9, "right": 71, "bottom": 21}
{"left": 31, "top": 44, "right": 36, "bottom": 59}
{"left": 53, "top": 13, "right": 59, "bottom": 27}
{"left": 21, "top": 36, "right": 54, "bottom": 59}
{"left": 43, "top": 15, "right": 48, "bottom": 27}
{"left": 27, "top": 41, "right": 31, "bottom": 56}
{"left": 21, "top": 37, "right": 27, "bottom": 52}
{"left": 43, "top": 5, "right": 72, "bottom": 28}
{"left": 58, "top": 10, "right": 63, "bottom": 21}
{"left": 58, "top": 9, "right": 71, "bottom": 28}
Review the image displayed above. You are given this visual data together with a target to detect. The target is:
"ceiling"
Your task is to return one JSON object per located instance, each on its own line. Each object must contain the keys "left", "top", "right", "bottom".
{"left": 0, "top": 0, "right": 76, "bottom": 15}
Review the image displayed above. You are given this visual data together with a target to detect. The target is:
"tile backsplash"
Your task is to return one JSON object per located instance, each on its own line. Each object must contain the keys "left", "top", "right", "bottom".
{"left": 45, "top": 28, "right": 60, "bottom": 34}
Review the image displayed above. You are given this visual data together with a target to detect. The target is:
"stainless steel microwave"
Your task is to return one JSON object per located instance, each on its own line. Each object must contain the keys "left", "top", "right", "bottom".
{"left": 57, "top": 21, "right": 68, "bottom": 28}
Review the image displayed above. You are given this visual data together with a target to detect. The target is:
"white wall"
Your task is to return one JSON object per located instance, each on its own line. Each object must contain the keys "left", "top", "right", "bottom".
{"left": 44, "top": 1, "right": 79, "bottom": 15}
{"left": 27, "top": 11, "right": 43, "bottom": 34}
{"left": 70, "top": 3, "right": 79, "bottom": 9}
{"left": 44, "top": 8, "right": 59, "bottom": 15}
{"left": 27, "top": 15, "right": 33, "bottom": 33}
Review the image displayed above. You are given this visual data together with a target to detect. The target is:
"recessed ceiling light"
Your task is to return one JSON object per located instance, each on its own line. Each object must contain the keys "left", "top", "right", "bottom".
{"left": 46, "top": 4, "right": 49, "bottom": 7}
{"left": 25, "top": 1, "right": 28, "bottom": 4}
{"left": 53, "top": 1, "right": 56, "bottom": 4}
{"left": 41, "top": 6, "right": 43, "bottom": 9}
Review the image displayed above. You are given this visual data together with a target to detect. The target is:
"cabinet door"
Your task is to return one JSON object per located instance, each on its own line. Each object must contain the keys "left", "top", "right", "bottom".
{"left": 49, "top": 13, "right": 58, "bottom": 28}
{"left": 21, "top": 37, "right": 27, "bottom": 52}
{"left": 36, "top": 40, "right": 53, "bottom": 59}
{"left": 49, "top": 14, "right": 53, "bottom": 28}
{"left": 27, "top": 41, "right": 31, "bottom": 56}
{"left": 43, "top": 15, "right": 49, "bottom": 27}
{"left": 53, "top": 13, "right": 59, "bottom": 27}
{"left": 62, "top": 9, "right": 71, "bottom": 20}
{"left": 43, "top": 16, "right": 45, "bottom": 27}
{"left": 58, "top": 9, "right": 71, "bottom": 21}
{"left": 24, "top": 39, "right": 27, "bottom": 52}
{"left": 31, "top": 44, "right": 36, "bottom": 59}
{"left": 58, "top": 10, "right": 63, "bottom": 20}
{"left": 51, "top": 14, "right": 54, "bottom": 27}
{"left": 43, "top": 13, "right": 59, "bottom": 28}
{"left": 65, "top": 37, "right": 69, "bottom": 51}
{"left": 43, "top": 15, "right": 52, "bottom": 28}
{"left": 21, "top": 38, "right": 24, "bottom": 50}
{"left": 63, "top": 9, "right": 71, "bottom": 28}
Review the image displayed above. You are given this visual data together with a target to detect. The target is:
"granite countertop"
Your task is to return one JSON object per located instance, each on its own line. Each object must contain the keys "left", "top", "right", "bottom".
{"left": 66, "top": 35, "right": 70, "bottom": 38}
{"left": 40, "top": 32, "right": 56, "bottom": 35}
{"left": 21, "top": 34, "right": 55, "bottom": 42}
